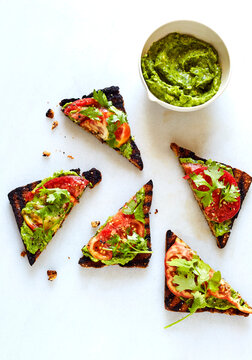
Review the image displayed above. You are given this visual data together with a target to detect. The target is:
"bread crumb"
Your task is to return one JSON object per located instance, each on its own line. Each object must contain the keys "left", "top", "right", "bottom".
{"left": 47, "top": 270, "right": 57, "bottom": 281}
{"left": 154, "top": 209, "right": 158, "bottom": 214}
{"left": 46, "top": 109, "right": 54, "bottom": 119}
{"left": 20, "top": 250, "right": 26, "bottom": 257}
{"left": 67, "top": 155, "right": 74, "bottom": 159}
{"left": 91, "top": 220, "right": 100, "bottom": 228}
{"left": 43, "top": 151, "right": 51, "bottom": 157}
{"left": 51, "top": 120, "right": 58, "bottom": 130}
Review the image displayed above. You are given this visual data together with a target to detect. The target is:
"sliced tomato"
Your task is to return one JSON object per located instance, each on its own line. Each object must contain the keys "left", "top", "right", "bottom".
{"left": 63, "top": 98, "right": 99, "bottom": 116}
{"left": 204, "top": 171, "right": 241, "bottom": 223}
{"left": 114, "top": 122, "right": 131, "bottom": 147}
{"left": 182, "top": 162, "right": 240, "bottom": 223}
{"left": 86, "top": 211, "right": 145, "bottom": 261}
{"left": 165, "top": 238, "right": 194, "bottom": 299}
{"left": 87, "top": 236, "right": 113, "bottom": 261}
{"left": 35, "top": 175, "right": 89, "bottom": 199}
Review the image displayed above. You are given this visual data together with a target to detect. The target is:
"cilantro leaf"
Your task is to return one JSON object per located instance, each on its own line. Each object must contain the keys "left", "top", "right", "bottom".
{"left": 93, "top": 89, "right": 112, "bottom": 108}
{"left": 189, "top": 291, "right": 207, "bottom": 313}
{"left": 79, "top": 106, "right": 103, "bottom": 121}
{"left": 208, "top": 271, "right": 221, "bottom": 292}
{"left": 173, "top": 273, "right": 199, "bottom": 292}
{"left": 221, "top": 184, "right": 240, "bottom": 203}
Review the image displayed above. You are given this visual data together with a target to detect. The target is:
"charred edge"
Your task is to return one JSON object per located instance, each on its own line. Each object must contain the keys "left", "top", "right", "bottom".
{"left": 170, "top": 143, "right": 206, "bottom": 162}
{"left": 82, "top": 168, "right": 102, "bottom": 187}
{"left": 70, "top": 168, "right": 81, "bottom": 175}
{"left": 59, "top": 98, "right": 80, "bottom": 107}
{"left": 120, "top": 253, "right": 151, "bottom": 268}
{"left": 129, "top": 139, "right": 143, "bottom": 170}
{"left": 26, "top": 251, "right": 37, "bottom": 266}
{"left": 79, "top": 256, "right": 105, "bottom": 268}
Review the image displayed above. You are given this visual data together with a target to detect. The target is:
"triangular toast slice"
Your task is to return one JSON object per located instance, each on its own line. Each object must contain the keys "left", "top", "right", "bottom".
{"left": 171, "top": 143, "right": 252, "bottom": 248}
{"left": 60, "top": 86, "right": 143, "bottom": 170}
{"left": 165, "top": 230, "right": 252, "bottom": 321}
{"left": 8, "top": 168, "right": 101, "bottom": 265}
{"left": 79, "top": 180, "right": 153, "bottom": 268}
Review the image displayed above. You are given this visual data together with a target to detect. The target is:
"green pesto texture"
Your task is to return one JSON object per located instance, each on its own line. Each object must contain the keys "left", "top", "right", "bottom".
{"left": 82, "top": 187, "right": 149, "bottom": 265}
{"left": 141, "top": 33, "right": 221, "bottom": 107}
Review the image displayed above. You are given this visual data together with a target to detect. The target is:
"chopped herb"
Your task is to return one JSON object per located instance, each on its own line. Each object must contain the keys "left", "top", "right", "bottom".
{"left": 79, "top": 106, "right": 103, "bottom": 121}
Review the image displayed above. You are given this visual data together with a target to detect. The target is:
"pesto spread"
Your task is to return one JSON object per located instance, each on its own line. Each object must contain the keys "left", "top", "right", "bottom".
{"left": 141, "top": 33, "right": 221, "bottom": 107}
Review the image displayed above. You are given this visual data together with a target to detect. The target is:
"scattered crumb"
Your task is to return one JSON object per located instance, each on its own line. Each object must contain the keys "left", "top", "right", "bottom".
{"left": 68, "top": 256, "right": 70, "bottom": 260}
{"left": 46, "top": 109, "right": 54, "bottom": 119}
{"left": 43, "top": 151, "right": 51, "bottom": 157}
{"left": 91, "top": 220, "right": 100, "bottom": 228}
{"left": 63, "top": 151, "right": 65, "bottom": 154}
{"left": 47, "top": 270, "right": 57, "bottom": 281}
{"left": 154, "top": 209, "right": 158, "bottom": 214}
{"left": 20, "top": 250, "right": 26, "bottom": 257}
{"left": 51, "top": 120, "right": 58, "bottom": 130}
{"left": 67, "top": 155, "right": 74, "bottom": 159}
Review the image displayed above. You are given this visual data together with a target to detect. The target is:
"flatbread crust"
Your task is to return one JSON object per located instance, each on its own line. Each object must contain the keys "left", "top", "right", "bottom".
{"left": 60, "top": 86, "right": 143, "bottom": 171}
{"left": 170, "top": 143, "right": 252, "bottom": 248}
{"left": 164, "top": 230, "right": 249, "bottom": 316}
{"left": 8, "top": 168, "right": 102, "bottom": 266}
{"left": 79, "top": 180, "right": 153, "bottom": 268}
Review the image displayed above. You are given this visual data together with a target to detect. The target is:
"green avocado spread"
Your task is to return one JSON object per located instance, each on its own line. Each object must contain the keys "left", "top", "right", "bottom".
{"left": 141, "top": 33, "right": 221, "bottom": 107}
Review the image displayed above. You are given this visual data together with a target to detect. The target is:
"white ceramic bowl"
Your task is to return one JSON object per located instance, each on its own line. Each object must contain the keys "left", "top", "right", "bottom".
{"left": 139, "top": 20, "right": 230, "bottom": 112}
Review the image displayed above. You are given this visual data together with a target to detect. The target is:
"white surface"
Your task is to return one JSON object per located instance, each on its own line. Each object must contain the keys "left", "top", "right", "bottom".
{"left": 1, "top": 1, "right": 252, "bottom": 360}
{"left": 139, "top": 20, "right": 230, "bottom": 111}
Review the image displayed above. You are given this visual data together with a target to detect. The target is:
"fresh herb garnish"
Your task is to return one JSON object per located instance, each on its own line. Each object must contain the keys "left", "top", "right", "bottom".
{"left": 79, "top": 106, "right": 103, "bottom": 121}
{"left": 165, "top": 255, "right": 223, "bottom": 328}
{"left": 190, "top": 161, "right": 240, "bottom": 207}
{"left": 21, "top": 187, "right": 73, "bottom": 254}
{"left": 122, "top": 187, "right": 145, "bottom": 223}
{"left": 93, "top": 89, "right": 112, "bottom": 108}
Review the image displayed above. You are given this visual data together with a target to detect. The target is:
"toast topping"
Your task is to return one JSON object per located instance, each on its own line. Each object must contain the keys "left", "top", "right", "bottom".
{"left": 62, "top": 90, "right": 132, "bottom": 153}
{"left": 180, "top": 158, "right": 241, "bottom": 236}
{"left": 82, "top": 186, "right": 152, "bottom": 266}
{"left": 21, "top": 171, "right": 89, "bottom": 254}
{"left": 165, "top": 237, "right": 252, "bottom": 327}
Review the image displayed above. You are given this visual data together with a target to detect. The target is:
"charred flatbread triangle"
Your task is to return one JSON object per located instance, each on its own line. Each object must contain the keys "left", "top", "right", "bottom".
{"left": 60, "top": 86, "right": 143, "bottom": 170}
{"left": 170, "top": 143, "right": 252, "bottom": 248}
{"left": 79, "top": 180, "right": 153, "bottom": 268}
{"left": 165, "top": 230, "right": 252, "bottom": 326}
{"left": 8, "top": 168, "right": 102, "bottom": 265}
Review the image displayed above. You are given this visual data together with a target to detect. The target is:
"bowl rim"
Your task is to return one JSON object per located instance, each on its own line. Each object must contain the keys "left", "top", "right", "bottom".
{"left": 139, "top": 19, "right": 231, "bottom": 112}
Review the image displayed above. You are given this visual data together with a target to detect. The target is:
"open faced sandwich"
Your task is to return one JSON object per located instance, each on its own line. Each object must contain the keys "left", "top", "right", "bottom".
{"left": 171, "top": 143, "right": 252, "bottom": 248}
{"left": 60, "top": 86, "right": 143, "bottom": 170}
{"left": 79, "top": 180, "right": 153, "bottom": 267}
{"left": 8, "top": 168, "right": 101, "bottom": 265}
{"left": 165, "top": 230, "right": 252, "bottom": 327}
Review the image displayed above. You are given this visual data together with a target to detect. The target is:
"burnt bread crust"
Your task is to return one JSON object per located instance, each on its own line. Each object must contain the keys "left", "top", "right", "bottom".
{"left": 8, "top": 168, "right": 102, "bottom": 266}
{"left": 170, "top": 143, "right": 252, "bottom": 248}
{"left": 60, "top": 86, "right": 143, "bottom": 171}
{"left": 164, "top": 230, "right": 249, "bottom": 316}
{"left": 79, "top": 180, "right": 153, "bottom": 268}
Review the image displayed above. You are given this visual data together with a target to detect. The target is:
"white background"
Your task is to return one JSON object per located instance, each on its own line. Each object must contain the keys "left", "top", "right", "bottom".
{"left": 1, "top": 1, "right": 252, "bottom": 359}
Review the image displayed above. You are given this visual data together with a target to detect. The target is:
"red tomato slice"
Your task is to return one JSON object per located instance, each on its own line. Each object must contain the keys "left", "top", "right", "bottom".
{"left": 35, "top": 175, "right": 89, "bottom": 199}
{"left": 63, "top": 98, "right": 99, "bottom": 115}
{"left": 182, "top": 163, "right": 240, "bottom": 223}
{"left": 87, "top": 212, "right": 145, "bottom": 261}
{"left": 114, "top": 122, "right": 131, "bottom": 147}
{"left": 165, "top": 238, "right": 194, "bottom": 299}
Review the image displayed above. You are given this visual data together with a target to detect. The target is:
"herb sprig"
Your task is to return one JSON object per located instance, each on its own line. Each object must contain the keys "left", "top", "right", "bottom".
{"left": 164, "top": 255, "right": 222, "bottom": 328}
{"left": 190, "top": 161, "right": 240, "bottom": 207}
{"left": 121, "top": 187, "right": 145, "bottom": 223}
